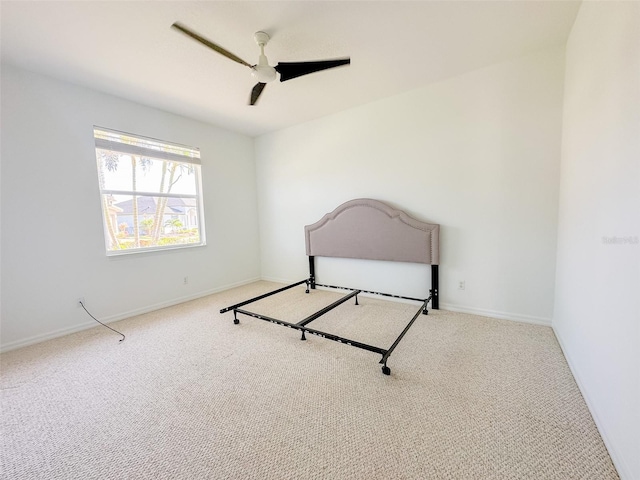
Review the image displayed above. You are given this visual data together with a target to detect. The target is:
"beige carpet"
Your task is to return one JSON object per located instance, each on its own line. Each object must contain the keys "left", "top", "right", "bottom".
{"left": 1, "top": 281, "right": 618, "bottom": 479}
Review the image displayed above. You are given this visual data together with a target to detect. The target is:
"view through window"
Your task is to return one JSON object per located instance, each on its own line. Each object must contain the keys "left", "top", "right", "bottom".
{"left": 94, "top": 127, "right": 205, "bottom": 255}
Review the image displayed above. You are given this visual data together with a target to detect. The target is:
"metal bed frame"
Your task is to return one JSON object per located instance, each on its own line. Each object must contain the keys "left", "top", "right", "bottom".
{"left": 220, "top": 199, "right": 440, "bottom": 375}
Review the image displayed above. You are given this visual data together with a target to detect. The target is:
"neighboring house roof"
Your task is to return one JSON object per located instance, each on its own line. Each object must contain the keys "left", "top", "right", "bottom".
{"left": 114, "top": 196, "right": 196, "bottom": 215}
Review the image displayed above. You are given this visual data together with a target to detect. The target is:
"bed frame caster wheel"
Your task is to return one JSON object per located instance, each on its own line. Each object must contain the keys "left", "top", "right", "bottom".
{"left": 382, "top": 365, "right": 391, "bottom": 375}
{"left": 233, "top": 319, "right": 240, "bottom": 325}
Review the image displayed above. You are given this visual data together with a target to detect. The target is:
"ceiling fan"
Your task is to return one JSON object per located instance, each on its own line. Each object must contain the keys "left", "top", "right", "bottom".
{"left": 172, "top": 23, "right": 350, "bottom": 105}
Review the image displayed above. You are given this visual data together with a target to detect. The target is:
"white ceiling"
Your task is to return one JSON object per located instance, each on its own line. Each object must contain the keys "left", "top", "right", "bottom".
{"left": 1, "top": 1, "right": 580, "bottom": 137}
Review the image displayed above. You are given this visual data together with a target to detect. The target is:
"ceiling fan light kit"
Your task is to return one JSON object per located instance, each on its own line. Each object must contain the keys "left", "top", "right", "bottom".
{"left": 171, "top": 22, "right": 350, "bottom": 106}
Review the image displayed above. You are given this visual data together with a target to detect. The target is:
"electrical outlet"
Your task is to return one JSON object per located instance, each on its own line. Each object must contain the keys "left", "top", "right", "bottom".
{"left": 458, "top": 281, "right": 465, "bottom": 291}
{"left": 77, "top": 297, "right": 85, "bottom": 307}
{"left": 183, "top": 276, "right": 189, "bottom": 285}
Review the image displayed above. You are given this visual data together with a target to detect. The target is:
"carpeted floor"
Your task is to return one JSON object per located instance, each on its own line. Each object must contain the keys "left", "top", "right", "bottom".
{"left": 1, "top": 281, "right": 618, "bottom": 479}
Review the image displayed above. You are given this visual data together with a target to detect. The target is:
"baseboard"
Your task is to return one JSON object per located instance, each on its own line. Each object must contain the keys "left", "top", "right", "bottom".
{"left": 260, "top": 275, "right": 305, "bottom": 285}
{"left": 440, "top": 302, "right": 552, "bottom": 326}
{"left": 0, "top": 277, "right": 261, "bottom": 353}
{"left": 552, "top": 326, "right": 631, "bottom": 480}
{"left": 1, "top": 320, "right": 105, "bottom": 354}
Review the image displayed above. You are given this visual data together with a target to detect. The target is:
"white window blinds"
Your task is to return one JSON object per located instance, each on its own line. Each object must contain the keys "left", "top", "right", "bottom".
{"left": 93, "top": 127, "right": 200, "bottom": 165}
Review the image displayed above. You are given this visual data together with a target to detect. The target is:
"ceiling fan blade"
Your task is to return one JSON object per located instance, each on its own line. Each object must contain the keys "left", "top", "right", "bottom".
{"left": 172, "top": 22, "right": 252, "bottom": 68}
{"left": 275, "top": 58, "right": 350, "bottom": 82}
{"left": 250, "top": 82, "right": 267, "bottom": 105}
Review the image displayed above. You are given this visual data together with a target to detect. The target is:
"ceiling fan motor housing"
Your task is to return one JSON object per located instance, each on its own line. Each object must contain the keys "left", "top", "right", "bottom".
{"left": 251, "top": 31, "right": 276, "bottom": 83}
{"left": 252, "top": 65, "right": 277, "bottom": 83}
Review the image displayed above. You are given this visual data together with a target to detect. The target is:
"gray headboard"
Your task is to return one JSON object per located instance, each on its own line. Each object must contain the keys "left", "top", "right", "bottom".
{"left": 304, "top": 198, "right": 439, "bottom": 265}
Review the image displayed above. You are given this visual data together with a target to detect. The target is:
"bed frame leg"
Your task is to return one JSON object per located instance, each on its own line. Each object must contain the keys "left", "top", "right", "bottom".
{"left": 305, "top": 280, "right": 310, "bottom": 294}
{"left": 381, "top": 360, "right": 391, "bottom": 376}
{"left": 300, "top": 330, "right": 307, "bottom": 341}
{"left": 233, "top": 311, "right": 240, "bottom": 325}
{"left": 422, "top": 306, "right": 429, "bottom": 315}
{"left": 308, "top": 256, "right": 316, "bottom": 290}
{"left": 431, "top": 265, "right": 439, "bottom": 310}
{"left": 355, "top": 294, "right": 359, "bottom": 306}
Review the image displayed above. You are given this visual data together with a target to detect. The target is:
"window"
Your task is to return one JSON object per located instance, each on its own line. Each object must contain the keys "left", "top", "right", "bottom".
{"left": 94, "top": 127, "right": 205, "bottom": 255}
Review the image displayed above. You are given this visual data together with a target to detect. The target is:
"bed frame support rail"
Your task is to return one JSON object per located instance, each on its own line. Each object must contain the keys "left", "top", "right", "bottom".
{"left": 234, "top": 308, "right": 386, "bottom": 356}
{"left": 297, "top": 290, "right": 360, "bottom": 327}
{"left": 380, "top": 299, "right": 429, "bottom": 370}
{"left": 219, "top": 279, "right": 308, "bottom": 314}
{"left": 315, "top": 282, "right": 432, "bottom": 316}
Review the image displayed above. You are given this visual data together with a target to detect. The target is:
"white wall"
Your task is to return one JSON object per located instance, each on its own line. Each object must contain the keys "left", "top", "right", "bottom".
{"left": 0, "top": 64, "right": 261, "bottom": 351}
{"left": 255, "top": 46, "right": 565, "bottom": 324}
{"left": 553, "top": 3, "right": 640, "bottom": 479}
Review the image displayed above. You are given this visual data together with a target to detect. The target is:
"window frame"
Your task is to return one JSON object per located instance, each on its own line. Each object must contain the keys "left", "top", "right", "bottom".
{"left": 94, "top": 126, "right": 206, "bottom": 256}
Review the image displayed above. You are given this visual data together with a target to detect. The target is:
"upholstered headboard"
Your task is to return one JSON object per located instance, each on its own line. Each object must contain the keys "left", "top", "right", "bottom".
{"left": 304, "top": 198, "right": 439, "bottom": 265}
